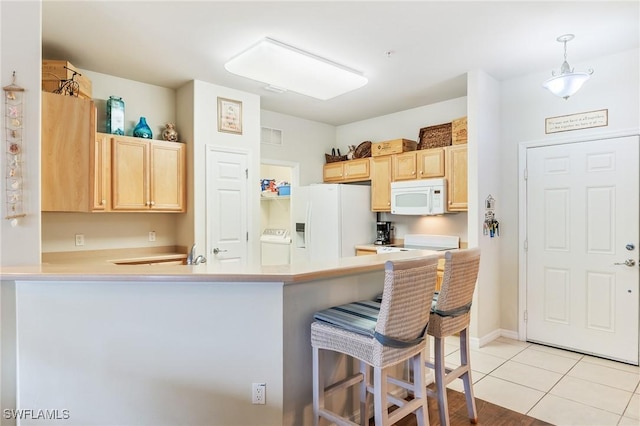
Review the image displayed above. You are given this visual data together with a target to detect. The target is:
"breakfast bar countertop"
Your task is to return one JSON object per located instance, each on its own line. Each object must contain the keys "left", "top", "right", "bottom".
{"left": 1, "top": 249, "right": 442, "bottom": 284}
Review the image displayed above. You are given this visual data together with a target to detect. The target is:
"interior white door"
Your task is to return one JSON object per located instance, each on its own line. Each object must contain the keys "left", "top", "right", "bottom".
{"left": 206, "top": 147, "right": 248, "bottom": 264}
{"left": 526, "top": 136, "right": 639, "bottom": 364}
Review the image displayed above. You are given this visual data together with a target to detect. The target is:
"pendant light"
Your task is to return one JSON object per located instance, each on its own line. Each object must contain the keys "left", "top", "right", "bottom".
{"left": 542, "top": 34, "right": 594, "bottom": 100}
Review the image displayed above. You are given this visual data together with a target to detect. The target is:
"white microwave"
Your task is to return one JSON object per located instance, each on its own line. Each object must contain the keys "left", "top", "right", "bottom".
{"left": 390, "top": 178, "right": 447, "bottom": 215}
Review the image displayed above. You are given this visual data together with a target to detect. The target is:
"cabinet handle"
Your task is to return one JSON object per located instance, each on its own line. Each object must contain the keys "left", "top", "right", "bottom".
{"left": 150, "top": 201, "right": 155, "bottom": 206}
{"left": 101, "top": 199, "right": 106, "bottom": 205}
{"left": 146, "top": 201, "right": 150, "bottom": 206}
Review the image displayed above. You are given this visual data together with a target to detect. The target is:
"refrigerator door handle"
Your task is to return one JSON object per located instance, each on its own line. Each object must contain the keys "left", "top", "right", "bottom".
{"left": 305, "top": 201, "right": 312, "bottom": 254}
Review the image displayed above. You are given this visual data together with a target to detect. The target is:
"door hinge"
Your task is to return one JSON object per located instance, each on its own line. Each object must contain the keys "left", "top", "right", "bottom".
{"left": 524, "top": 310, "right": 528, "bottom": 322}
{"left": 524, "top": 239, "right": 528, "bottom": 251}
{"left": 246, "top": 231, "right": 249, "bottom": 242}
{"left": 245, "top": 168, "right": 248, "bottom": 179}
{"left": 524, "top": 168, "right": 528, "bottom": 180}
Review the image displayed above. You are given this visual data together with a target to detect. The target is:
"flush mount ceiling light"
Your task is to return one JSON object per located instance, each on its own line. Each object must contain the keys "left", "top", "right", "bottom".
{"left": 542, "top": 34, "right": 594, "bottom": 100}
{"left": 224, "top": 38, "right": 368, "bottom": 100}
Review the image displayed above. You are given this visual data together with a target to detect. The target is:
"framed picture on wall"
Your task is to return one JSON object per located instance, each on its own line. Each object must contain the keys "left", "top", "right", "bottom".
{"left": 217, "top": 97, "right": 243, "bottom": 134}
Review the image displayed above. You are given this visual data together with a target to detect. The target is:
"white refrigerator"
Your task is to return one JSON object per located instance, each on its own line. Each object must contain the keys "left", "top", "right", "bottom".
{"left": 291, "top": 184, "right": 375, "bottom": 264}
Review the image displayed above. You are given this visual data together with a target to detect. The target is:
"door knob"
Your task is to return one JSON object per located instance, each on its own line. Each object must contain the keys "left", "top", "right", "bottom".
{"left": 213, "top": 248, "right": 228, "bottom": 254}
{"left": 614, "top": 259, "right": 636, "bottom": 267}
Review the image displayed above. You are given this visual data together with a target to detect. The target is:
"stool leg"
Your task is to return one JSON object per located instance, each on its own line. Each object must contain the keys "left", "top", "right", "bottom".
{"left": 373, "top": 366, "right": 389, "bottom": 425}
{"left": 359, "top": 361, "right": 370, "bottom": 426}
{"left": 434, "top": 336, "right": 450, "bottom": 426}
{"left": 460, "top": 328, "right": 478, "bottom": 423}
{"left": 412, "top": 350, "right": 429, "bottom": 426}
{"left": 312, "top": 347, "right": 323, "bottom": 426}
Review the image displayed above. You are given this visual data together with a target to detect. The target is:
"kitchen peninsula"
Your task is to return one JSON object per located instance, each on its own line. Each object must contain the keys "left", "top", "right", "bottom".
{"left": 0, "top": 250, "right": 441, "bottom": 426}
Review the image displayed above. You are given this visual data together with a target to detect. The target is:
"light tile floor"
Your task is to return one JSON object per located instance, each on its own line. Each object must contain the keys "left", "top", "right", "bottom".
{"left": 429, "top": 336, "right": 640, "bottom": 426}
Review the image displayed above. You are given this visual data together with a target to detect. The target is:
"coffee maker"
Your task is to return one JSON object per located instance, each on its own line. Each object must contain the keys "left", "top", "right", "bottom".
{"left": 375, "top": 221, "right": 392, "bottom": 245}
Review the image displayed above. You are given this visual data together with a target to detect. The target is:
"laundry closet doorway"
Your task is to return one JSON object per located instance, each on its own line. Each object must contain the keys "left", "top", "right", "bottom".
{"left": 520, "top": 134, "right": 639, "bottom": 364}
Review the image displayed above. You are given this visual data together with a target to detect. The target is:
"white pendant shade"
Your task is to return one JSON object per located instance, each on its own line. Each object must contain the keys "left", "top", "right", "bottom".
{"left": 225, "top": 38, "right": 368, "bottom": 100}
{"left": 543, "top": 71, "right": 592, "bottom": 100}
{"left": 542, "top": 34, "right": 593, "bottom": 100}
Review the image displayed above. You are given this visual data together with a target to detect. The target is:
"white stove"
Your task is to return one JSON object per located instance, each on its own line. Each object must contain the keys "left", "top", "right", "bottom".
{"left": 376, "top": 234, "right": 459, "bottom": 254}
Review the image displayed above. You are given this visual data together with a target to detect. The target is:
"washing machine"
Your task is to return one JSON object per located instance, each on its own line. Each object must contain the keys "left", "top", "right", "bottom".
{"left": 260, "top": 228, "right": 291, "bottom": 265}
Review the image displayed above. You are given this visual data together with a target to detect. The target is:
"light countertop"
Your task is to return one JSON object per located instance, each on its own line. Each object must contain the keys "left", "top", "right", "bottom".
{"left": 2, "top": 249, "right": 444, "bottom": 284}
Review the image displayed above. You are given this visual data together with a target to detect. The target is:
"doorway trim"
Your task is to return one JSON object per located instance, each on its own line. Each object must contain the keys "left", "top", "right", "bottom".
{"left": 517, "top": 128, "right": 640, "bottom": 341}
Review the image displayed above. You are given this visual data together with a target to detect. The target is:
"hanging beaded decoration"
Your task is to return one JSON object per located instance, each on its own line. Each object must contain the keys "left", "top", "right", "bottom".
{"left": 3, "top": 72, "right": 26, "bottom": 226}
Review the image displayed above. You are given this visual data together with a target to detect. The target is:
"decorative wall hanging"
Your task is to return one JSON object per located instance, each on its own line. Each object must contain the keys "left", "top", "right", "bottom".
{"left": 3, "top": 72, "right": 26, "bottom": 226}
{"left": 483, "top": 195, "right": 499, "bottom": 238}
{"left": 217, "top": 97, "right": 243, "bottom": 134}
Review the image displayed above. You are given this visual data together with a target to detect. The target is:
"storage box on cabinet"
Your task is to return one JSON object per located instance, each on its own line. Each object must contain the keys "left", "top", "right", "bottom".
{"left": 323, "top": 158, "right": 370, "bottom": 183}
{"left": 371, "top": 139, "right": 417, "bottom": 157}
{"left": 41, "top": 92, "right": 106, "bottom": 212}
{"left": 42, "top": 60, "right": 93, "bottom": 99}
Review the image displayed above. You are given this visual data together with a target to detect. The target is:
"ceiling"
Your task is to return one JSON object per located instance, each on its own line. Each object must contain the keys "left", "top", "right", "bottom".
{"left": 42, "top": 1, "right": 639, "bottom": 126}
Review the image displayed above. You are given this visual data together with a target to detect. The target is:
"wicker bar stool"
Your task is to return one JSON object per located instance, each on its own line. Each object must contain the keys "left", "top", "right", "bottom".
{"left": 426, "top": 248, "right": 481, "bottom": 426}
{"left": 311, "top": 255, "right": 439, "bottom": 426}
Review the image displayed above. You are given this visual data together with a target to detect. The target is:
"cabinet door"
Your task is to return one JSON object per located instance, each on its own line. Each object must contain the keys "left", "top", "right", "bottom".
{"left": 41, "top": 92, "right": 95, "bottom": 212}
{"left": 150, "top": 141, "right": 186, "bottom": 211}
{"left": 92, "top": 133, "right": 110, "bottom": 210}
{"left": 371, "top": 156, "right": 392, "bottom": 212}
{"left": 392, "top": 151, "right": 417, "bottom": 181}
{"left": 323, "top": 162, "right": 344, "bottom": 182}
{"left": 446, "top": 145, "right": 468, "bottom": 211}
{"left": 343, "top": 158, "right": 370, "bottom": 181}
{"left": 417, "top": 148, "right": 445, "bottom": 178}
{"left": 111, "top": 137, "right": 149, "bottom": 210}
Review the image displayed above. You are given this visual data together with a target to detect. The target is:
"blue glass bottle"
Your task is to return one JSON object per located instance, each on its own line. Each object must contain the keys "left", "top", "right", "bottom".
{"left": 106, "top": 96, "right": 125, "bottom": 135}
{"left": 133, "top": 116, "right": 152, "bottom": 139}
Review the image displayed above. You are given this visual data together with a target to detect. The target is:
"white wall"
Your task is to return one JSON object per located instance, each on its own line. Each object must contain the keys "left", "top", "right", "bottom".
{"left": 261, "top": 110, "right": 336, "bottom": 185}
{"left": 499, "top": 48, "right": 640, "bottom": 333}
{"left": 82, "top": 70, "right": 176, "bottom": 138}
{"left": 336, "top": 97, "right": 468, "bottom": 241}
{"left": 0, "top": 1, "right": 41, "bottom": 267}
{"left": 40, "top": 71, "right": 182, "bottom": 254}
{"left": 467, "top": 70, "right": 502, "bottom": 341}
{"left": 181, "top": 80, "right": 262, "bottom": 264}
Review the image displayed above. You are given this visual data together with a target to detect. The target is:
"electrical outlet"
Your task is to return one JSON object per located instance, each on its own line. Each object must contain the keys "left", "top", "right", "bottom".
{"left": 75, "top": 234, "right": 85, "bottom": 246}
{"left": 148, "top": 231, "right": 156, "bottom": 242}
{"left": 252, "top": 383, "right": 266, "bottom": 405}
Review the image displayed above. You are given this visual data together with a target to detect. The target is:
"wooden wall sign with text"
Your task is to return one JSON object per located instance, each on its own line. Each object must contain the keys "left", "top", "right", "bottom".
{"left": 545, "top": 109, "right": 608, "bottom": 134}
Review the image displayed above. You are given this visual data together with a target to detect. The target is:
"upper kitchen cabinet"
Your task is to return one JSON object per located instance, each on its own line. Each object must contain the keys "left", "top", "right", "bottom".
{"left": 42, "top": 92, "right": 106, "bottom": 212}
{"left": 110, "top": 135, "right": 186, "bottom": 212}
{"left": 391, "top": 151, "right": 417, "bottom": 181}
{"left": 445, "top": 145, "right": 467, "bottom": 211}
{"left": 370, "top": 156, "right": 392, "bottom": 212}
{"left": 323, "top": 158, "right": 370, "bottom": 183}
{"left": 416, "top": 148, "right": 445, "bottom": 179}
{"left": 391, "top": 148, "right": 446, "bottom": 181}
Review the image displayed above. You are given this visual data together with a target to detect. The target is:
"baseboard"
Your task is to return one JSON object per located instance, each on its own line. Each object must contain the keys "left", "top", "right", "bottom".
{"left": 470, "top": 328, "right": 520, "bottom": 349}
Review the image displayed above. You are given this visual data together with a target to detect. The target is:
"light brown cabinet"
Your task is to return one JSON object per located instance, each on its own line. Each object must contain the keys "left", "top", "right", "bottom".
{"left": 111, "top": 136, "right": 186, "bottom": 212}
{"left": 417, "top": 148, "right": 445, "bottom": 179}
{"left": 323, "top": 158, "right": 370, "bottom": 183}
{"left": 42, "top": 92, "right": 105, "bottom": 212}
{"left": 370, "top": 156, "right": 392, "bottom": 212}
{"left": 445, "top": 145, "right": 468, "bottom": 211}
{"left": 392, "top": 148, "right": 445, "bottom": 182}
{"left": 392, "top": 151, "right": 417, "bottom": 181}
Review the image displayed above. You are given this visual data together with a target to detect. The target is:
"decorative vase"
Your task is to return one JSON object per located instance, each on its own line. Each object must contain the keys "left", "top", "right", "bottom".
{"left": 133, "top": 116, "right": 152, "bottom": 139}
{"left": 162, "top": 123, "right": 178, "bottom": 141}
{"left": 106, "top": 96, "right": 125, "bottom": 135}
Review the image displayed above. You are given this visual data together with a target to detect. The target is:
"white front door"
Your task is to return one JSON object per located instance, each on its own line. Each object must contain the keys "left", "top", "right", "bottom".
{"left": 526, "top": 136, "right": 639, "bottom": 364}
{"left": 206, "top": 147, "right": 248, "bottom": 264}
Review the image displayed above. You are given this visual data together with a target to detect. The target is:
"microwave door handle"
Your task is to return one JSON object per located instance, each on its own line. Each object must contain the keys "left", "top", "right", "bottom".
{"left": 427, "top": 187, "right": 433, "bottom": 214}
